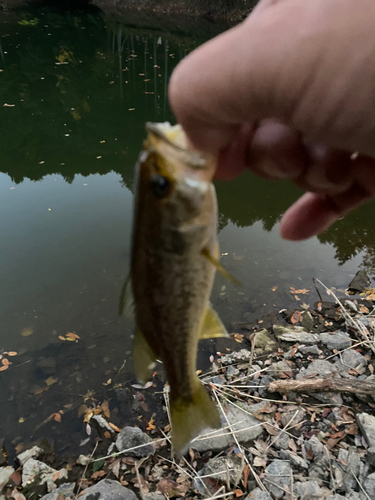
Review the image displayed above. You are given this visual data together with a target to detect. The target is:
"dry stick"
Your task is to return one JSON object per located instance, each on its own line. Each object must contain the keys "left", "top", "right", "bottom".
{"left": 315, "top": 278, "right": 375, "bottom": 353}
{"left": 245, "top": 333, "right": 256, "bottom": 384}
{"left": 352, "top": 471, "right": 372, "bottom": 500}
{"left": 212, "top": 389, "right": 268, "bottom": 494}
{"left": 269, "top": 378, "right": 375, "bottom": 396}
{"left": 135, "top": 456, "right": 148, "bottom": 500}
{"left": 75, "top": 441, "right": 98, "bottom": 498}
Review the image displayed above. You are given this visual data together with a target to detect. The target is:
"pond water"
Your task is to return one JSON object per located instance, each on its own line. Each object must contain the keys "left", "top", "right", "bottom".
{"left": 0, "top": 4, "right": 374, "bottom": 458}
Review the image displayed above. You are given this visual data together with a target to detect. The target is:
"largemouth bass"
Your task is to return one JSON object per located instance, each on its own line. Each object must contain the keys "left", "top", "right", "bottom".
{"left": 127, "top": 122, "right": 232, "bottom": 454}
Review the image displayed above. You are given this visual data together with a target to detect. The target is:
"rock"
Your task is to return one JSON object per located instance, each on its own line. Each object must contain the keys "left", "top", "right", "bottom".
{"left": 308, "top": 456, "right": 330, "bottom": 481}
{"left": 300, "top": 311, "right": 315, "bottom": 332}
{"left": 221, "top": 349, "right": 252, "bottom": 365}
{"left": 364, "top": 472, "right": 375, "bottom": 498}
{"left": 267, "top": 360, "right": 293, "bottom": 379}
{"left": 319, "top": 331, "right": 352, "bottom": 350}
{"left": 335, "top": 350, "right": 368, "bottom": 377}
{"left": 17, "top": 445, "right": 44, "bottom": 466}
{"left": 367, "top": 447, "right": 375, "bottom": 466}
{"left": 297, "top": 359, "right": 338, "bottom": 379}
{"left": 79, "top": 479, "right": 138, "bottom": 500}
{"left": 279, "top": 450, "right": 308, "bottom": 469}
{"left": 280, "top": 407, "right": 305, "bottom": 428}
{"left": 226, "top": 365, "right": 240, "bottom": 379}
{"left": 40, "top": 483, "right": 75, "bottom": 499}
{"left": 35, "top": 357, "right": 56, "bottom": 375}
{"left": 274, "top": 325, "right": 320, "bottom": 344}
{"left": 247, "top": 488, "right": 272, "bottom": 500}
{"left": 348, "top": 270, "right": 370, "bottom": 293}
{"left": 327, "top": 495, "right": 346, "bottom": 500}
{"left": 304, "top": 436, "right": 324, "bottom": 460}
{"left": 191, "top": 404, "right": 263, "bottom": 453}
{"left": 357, "top": 412, "right": 375, "bottom": 448}
{"left": 274, "top": 433, "right": 289, "bottom": 450}
{"left": 264, "top": 460, "right": 291, "bottom": 499}
{"left": 258, "top": 375, "right": 274, "bottom": 398}
{"left": 115, "top": 427, "right": 155, "bottom": 458}
{"left": 299, "top": 345, "right": 320, "bottom": 355}
{"left": 21, "top": 458, "right": 68, "bottom": 489}
{"left": 0, "top": 466, "right": 14, "bottom": 490}
{"left": 293, "top": 480, "right": 322, "bottom": 499}
{"left": 254, "top": 329, "right": 278, "bottom": 353}
{"left": 144, "top": 493, "right": 165, "bottom": 500}
{"left": 342, "top": 447, "right": 361, "bottom": 491}
{"left": 200, "top": 455, "right": 243, "bottom": 484}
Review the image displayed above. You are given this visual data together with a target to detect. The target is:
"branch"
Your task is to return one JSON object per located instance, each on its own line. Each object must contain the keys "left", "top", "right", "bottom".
{"left": 269, "top": 378, "right": 375, "bottom": 396}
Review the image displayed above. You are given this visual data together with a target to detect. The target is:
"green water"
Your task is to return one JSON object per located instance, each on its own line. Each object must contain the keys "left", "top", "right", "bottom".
{"left": 0, "top": 5, "right": 374, "bottom": 455}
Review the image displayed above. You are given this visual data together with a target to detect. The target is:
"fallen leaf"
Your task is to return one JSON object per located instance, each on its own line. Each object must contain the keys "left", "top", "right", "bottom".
{"left": 21, "top": 327, "right": 33, "bottom": 337}
{"left": 253, "top": 456, "right": 266, "bottom": 467}
{"left": 291, "top": 311, "right": 302, "bottom": 324}
{"left": 0, "top": 365, "right": 8, "bottom": 371}
{"left": 108, "top": 422, "right": 121, "bottom": 433}
{"left": 66, "top": 332, "right": 80, "bottom": 340}
{"left": 271, "top": 286, "right": 278, "bottom": 292}
{"left": 2, "top": 358, "right": 11, "bottom": 366}
{"left": 234, "top": 489, "right": 243, "bottom": 497}
{"left": 91, "top": 470, "right": 106, "bottom": 479}
{"left": 7, "top": 351, "right": 17, "bottom": 356}
{"left": 104, "top": 431, "right": 111, "bottom": 439}
{"left": 45, "top": 376, "right": 58, "bottom": 386}
{"left": 146, "top": 417, "right": 156, "bottom": 431}
{"left": 157, "top": 478, "right": 189, "bottom": 497}
{"left": 58, "top": 336, "right": 66, "bottom": 341}
{"left": 10, "top": 489, "right": 25, "bottom": 500}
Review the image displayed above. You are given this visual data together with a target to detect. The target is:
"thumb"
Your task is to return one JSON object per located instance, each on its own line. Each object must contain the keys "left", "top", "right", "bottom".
{"left": 169, "top": 0, "right": 306, "bottom": 153}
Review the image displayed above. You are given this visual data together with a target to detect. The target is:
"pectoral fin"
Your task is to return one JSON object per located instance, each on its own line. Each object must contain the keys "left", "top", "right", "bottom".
{"left": 133, "top": 327, "right": 157, "bottom": 384}
{"left": 201, "top": 248, "right": 242, "bottom": 286}
{"left": 199, "top": 305, "right": 229, "bottom": 339}
{"left": 118, "top": 274, "right": 134, "bottom": 318}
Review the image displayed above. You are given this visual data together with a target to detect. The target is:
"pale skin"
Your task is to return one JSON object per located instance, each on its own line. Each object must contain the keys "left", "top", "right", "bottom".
{"left": 169, "top": 0, "right": 375, "bottom": 241}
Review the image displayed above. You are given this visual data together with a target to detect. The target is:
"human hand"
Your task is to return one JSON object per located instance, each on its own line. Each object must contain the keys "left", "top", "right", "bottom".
{"left": 169, "top": 0, "right": 375, "bottom": 240}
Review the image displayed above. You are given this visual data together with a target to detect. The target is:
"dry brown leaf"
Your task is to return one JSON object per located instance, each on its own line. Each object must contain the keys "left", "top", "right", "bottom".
{"left": 45, "top": 376, "right": 58, "bottom": 386}
{"left": 104, "top": 431, "right": 111, "bottom": 439}
{"left": 253, "top": 456, "right": 267, "bottom": 467}
{"left": 7, "top": 351, "right": 17, "bottom": 356}
{"left": 108, "top": 422, "right": 121, "bottom": 433}
{"left": 91, "top": 470, "right": 106, "bottom": 480}
{"left": 2, "top": 358, "right": 10, "bottom": 366}
{"left": 291, "top": 311, "right": 302, "bottom": 324}
{"left": 66, "top": 332, "right": 80, "bottom": 340}
{"left": 108, "top": 459, "right": 121, "bottom": 478}
{"left": 157, "top": 478, "right": 189, "bottom": 497}
{"left": 10, "top": 489, "right": 25, "bottom": 500}
{"left": 58, "top": 336, "right": 66, "bottom": 341}
{"left": 234, "top": 489, "right": 244, "bottom": 497}
{"left": 0, "top": 365, "right": 8, "bottom": 371}
{"left": 146, "top": 417, "right": 156, "bottom": 431}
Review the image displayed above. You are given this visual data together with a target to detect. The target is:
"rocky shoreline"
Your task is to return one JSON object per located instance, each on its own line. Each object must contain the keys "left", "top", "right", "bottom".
{"left": 1, "top": 270, "right": 375, "bottom": 499}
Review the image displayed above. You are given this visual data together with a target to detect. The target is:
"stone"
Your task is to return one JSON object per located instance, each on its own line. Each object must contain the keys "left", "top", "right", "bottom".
{"left": 280, "top": 407, "right": 305, "bottom": 428}
{"left": 279, "top": 449, "right": 308, "bottom": 469}
{"left": 144, "top": 494, "right": 165, "bottom": 500}
{"left": 77, "top": 455, "right": 90, "bottom": 466}
{"left": 274, "top": 433, "right": 289, "bottom": 450}
{"left": 319, "top": 331, "right": 352, "bottom": 350}
{"left": 40, "top": 483, "right": 75, "bottom": 499}
{"left": 115, "top": 427, "right": 155, "bottom": 457}
{"left": 267, "top": 360, "right": 293, "bottom": 379}
{"left": 300, "top": 311, "right": 315, "bottom": 332}
{"left": 296, "top": 359, "right": 338, "bottom": 379}
{"left": 221, "top": 349, "right": 252, "bottom": 365}
{"left": 17, "top": 445, "right": 44, "bottom": 466}
{"left": 293, "top": 480, "right": 322, "bottom": 499}
{"left": 335, "top": 350, "right": 368, "bottom": 377}
{"left": 226, "top": 365, "right": 240, "bottom": 379}
{"left": 304, "top": 436, "right": 324, "bottom": 460}
{"left": 348, "top": 270, "right": 370, "bottom": 293}
{"left": 299, "top": 345, "right": 320, "bottom": 355}
{"left": 21, "top": 458, "right": 68, "bottom": 488}
{"left": 367, "top": 446, "right": 375, "bottom": 466}
{"left": 247, "top": 488, "right": 272, "bottom": 500}
{"left": 342, "top": 447, "right": 361, "bottom": 491}
{"left": 0, "top": 466, "right": 14, "bottom": 490}
{"left": 258, "top": 375, "right": 274, "bottom": 398}
{"left": 254, "top": 329, "right": 278, "bottom": 353}
{"left": 264, "top": 460, "right": 291, "bottom": 499}
{"left": 308, "top": 456, "right": 330, "bottom": 481}
{"left": 79, "top": 479, "right": 138, "bottom": 500}
{"left": 35, "top": 357, "right": 56, "bottom": 375}
{"left": 191, "top": 404, "right": 263, "bottom": 453}
{"left": 200, "top": 455, "right": 243, "bottom": 484}
{"left": 274, "top": 325, "right": 320, "bottom": 344}
{"left": 357, "top": 412, "right": 375, "bottom": 448}
{"left": 364, "top": 472, "right": 375, "bottom": 498}
{"left": 327, "top": 495, "right": 346, "bottom": 500}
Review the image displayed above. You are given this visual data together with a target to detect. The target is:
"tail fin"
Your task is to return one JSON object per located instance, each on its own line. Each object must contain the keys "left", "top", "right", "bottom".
{"left": 170, "top": 383, "right": 221, "bottom": 455}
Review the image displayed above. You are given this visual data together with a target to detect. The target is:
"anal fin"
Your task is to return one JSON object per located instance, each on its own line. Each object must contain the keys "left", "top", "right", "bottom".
{"left": 199, "top": 304, "right": 229, "bottom": 339}
{"left": 133, "top": 327, "right": 157, "bottom": 384}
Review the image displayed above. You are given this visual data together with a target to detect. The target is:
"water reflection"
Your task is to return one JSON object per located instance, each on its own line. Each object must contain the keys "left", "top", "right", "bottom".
{"left": 0, "top": 5, "right": 374, "bottom": 455}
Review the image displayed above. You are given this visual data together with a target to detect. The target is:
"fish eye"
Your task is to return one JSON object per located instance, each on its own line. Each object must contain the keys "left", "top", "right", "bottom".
{"left": 150, "top": 174, "right": 170, "bottom": 198}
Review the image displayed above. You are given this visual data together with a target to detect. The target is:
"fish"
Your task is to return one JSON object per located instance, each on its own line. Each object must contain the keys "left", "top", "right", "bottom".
{"left": 123, "top": 122, "right": 235, "bottom": 454}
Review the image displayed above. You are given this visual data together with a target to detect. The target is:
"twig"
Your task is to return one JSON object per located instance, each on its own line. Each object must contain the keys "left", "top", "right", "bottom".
{"left": 245, "top": 333, "right": 256, "bottom": 384}
{"left": 269, "top": 378, "right": 375, "bottom": 396}
{"left": 135, "top": 457, "right": 148, "bottom": 500}
{"left": 352, "top": 471, "right": 372, "bottom": 500}
{"left": 75, "top": 441, "right": 98, "bottom": 498}
{"left": 312, "top": 277, "right": 323, "bottom": 302}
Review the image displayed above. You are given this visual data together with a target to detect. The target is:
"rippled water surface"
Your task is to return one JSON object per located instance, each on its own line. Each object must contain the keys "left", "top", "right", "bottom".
{"left": 0, "top": 4, "right": 374, "bottom": 455}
